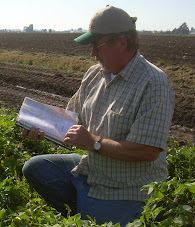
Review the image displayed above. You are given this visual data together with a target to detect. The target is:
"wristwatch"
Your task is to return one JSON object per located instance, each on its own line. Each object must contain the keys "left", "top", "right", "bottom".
{"left": 94, "top": 138, "right": 102, "bottom": 153}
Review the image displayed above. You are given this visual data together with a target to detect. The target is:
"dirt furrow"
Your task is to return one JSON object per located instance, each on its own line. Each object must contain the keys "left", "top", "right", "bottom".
{"left": 0, "top": 62, "right": 81, "bottom": 97}
{"left": 0, "top": 82, "right": 69, "bottom": 111}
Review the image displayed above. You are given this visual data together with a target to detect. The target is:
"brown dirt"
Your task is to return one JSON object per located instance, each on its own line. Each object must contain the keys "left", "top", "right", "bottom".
{"left": 0, "top": 33, "right": 194, "bottom": 146}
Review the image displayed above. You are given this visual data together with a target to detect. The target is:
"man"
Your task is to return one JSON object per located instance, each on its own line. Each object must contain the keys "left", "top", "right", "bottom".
{"left": 22, "top": 5, "right": 175, "bottom": 226}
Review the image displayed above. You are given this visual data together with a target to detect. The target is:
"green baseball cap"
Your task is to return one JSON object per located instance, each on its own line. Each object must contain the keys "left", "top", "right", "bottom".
{"left": 74, "top": 5, "right": 137, "bottom": 45}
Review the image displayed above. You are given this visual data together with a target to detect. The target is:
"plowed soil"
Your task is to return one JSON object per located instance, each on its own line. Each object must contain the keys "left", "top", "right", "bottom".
{"left": 0, "top": 33, "right": 194, "bottom": 146}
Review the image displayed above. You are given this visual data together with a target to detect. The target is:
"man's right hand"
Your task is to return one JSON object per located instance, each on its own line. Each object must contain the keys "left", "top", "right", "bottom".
{"left": 22, "top": 127, "right": 45, "bottom": 141}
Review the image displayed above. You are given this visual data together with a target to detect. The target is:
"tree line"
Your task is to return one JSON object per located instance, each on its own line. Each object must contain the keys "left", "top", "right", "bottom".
{"left": 0, "top": 22, "right": 194, "bottom": 35}
{"left": 138, "top": 23, "right": 193, "bottom": 35}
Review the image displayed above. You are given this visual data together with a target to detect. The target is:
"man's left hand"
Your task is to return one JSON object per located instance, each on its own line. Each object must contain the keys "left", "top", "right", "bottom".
{"left": 64, "top": 125, "right": 95, "bottom": 150}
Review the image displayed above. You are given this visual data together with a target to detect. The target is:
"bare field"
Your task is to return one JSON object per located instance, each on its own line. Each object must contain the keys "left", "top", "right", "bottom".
{"left": 0, "top": 33, "right": 194, "bottom": 146}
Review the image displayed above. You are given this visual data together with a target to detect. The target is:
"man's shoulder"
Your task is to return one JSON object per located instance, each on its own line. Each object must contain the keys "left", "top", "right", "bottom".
{"left": 88, "top": 63, "right": 101, "bottom": 74}
{"left": 138, "top": 55, "right": 169, "bottom": 84}
{"left": 82, "top": 64, "right": 102, "bottom": 81}
{"left": 139, "top": 54, "right": 163, "bottom": 74}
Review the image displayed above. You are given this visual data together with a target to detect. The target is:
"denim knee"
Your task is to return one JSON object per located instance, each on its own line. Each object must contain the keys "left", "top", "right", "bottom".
{"left": 22, "top": 153, "right": 82, "bottom": 183}
{"left": 22, "top": 156, "right": 39, "bottom": 180}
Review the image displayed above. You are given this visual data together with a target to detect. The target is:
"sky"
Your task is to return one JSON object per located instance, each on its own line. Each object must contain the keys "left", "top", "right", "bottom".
{"left": 0, "top": 0, "right": 194, "bottom": 31}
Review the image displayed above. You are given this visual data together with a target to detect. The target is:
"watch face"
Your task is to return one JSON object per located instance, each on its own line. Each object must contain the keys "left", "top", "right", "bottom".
{"left": 94, "top": 141, "right": 101, "bottom": 150}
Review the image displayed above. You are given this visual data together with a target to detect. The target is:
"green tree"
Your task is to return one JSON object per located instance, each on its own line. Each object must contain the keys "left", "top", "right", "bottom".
{"left": 172, "top": 22, "right": 190, "bottom": 35}
{"left": 23, "top": 24, "right": 33, "bottom": 33}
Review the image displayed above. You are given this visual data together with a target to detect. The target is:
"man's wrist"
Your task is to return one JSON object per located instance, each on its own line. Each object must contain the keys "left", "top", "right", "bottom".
{"left": 94, "top": 137, "right": 103, "bottom": 153}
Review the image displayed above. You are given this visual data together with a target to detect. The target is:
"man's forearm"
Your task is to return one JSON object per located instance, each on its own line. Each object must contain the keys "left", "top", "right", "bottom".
{"left": 64, "top": 125, "right": 161, "bottom": 162}
{"left": 95, "top": 138, "right": 161, "bottom": 162}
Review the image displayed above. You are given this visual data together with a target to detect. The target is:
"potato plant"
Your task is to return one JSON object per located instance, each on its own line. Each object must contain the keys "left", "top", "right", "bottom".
{"left": 0, "top": 108, "right": 194, "bottom": 226}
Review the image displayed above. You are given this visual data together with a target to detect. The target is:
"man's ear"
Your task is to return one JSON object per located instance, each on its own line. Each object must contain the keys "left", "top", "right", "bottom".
{"left": 118, "top": 35, "right": 128, "bottom": 51}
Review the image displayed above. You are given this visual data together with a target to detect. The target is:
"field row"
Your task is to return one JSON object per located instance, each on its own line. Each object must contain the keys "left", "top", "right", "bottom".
{"left": 0, "top": 33, "right": 194, "bottom": 66}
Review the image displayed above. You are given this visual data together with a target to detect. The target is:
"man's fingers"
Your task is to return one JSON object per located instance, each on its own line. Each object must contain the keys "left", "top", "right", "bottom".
{"left": 64, "top": 136, "right": 71, "bottom": 144}
{"left": 39, "top": 131, "right": 45, "bottom": 140}
{"left": 22, "top": 127, "right": 45, "bottom": 140}
{"left": 27, "top": 127, "right": 38, "bottom": 139}
{"left": 22, "top": 128, "right": 29, "bottom": 138}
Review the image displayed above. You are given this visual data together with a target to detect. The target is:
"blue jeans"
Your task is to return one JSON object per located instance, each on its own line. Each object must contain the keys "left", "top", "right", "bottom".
{"left": 22, "top": 153, "right": 144, "bottom": 226}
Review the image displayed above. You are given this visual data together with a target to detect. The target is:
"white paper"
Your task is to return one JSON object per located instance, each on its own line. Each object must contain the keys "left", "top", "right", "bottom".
{"left": 16, "top": 97, "right": 78, "bottom": 147}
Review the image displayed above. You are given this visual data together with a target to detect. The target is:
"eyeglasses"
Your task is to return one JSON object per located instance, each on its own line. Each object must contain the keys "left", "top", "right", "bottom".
{"left": 91, "top": 42, "right": 107, "bottom": 52}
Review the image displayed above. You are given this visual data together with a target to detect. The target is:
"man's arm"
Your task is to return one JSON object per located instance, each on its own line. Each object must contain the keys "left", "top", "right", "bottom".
{"left": 97, "top": 139, "right": 161, "bottom": 162}
{"left": 64, "top": 125, "right": 161, "bottom": 162}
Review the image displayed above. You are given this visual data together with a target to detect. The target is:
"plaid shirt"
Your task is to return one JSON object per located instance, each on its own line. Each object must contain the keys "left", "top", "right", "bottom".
{"left": 66, "top": 51, "right": 175, "bottom": 201}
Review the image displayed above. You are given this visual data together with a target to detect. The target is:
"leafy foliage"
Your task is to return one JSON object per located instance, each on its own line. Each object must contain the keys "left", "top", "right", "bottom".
{"left": 128, "top": 141, "right": 195, "bottom": 227}
{"left": 0, "top": 108, "right": 194, "bottom": 226}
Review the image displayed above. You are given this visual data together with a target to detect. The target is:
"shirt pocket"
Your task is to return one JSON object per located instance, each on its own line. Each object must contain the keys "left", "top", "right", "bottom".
{"left": 105, "top": 107, "right": 133, "bottom": 140}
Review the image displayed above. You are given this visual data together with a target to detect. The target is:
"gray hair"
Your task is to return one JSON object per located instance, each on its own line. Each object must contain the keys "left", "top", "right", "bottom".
{"left": 105, "top": 29, "right": 140, "bottom": 51}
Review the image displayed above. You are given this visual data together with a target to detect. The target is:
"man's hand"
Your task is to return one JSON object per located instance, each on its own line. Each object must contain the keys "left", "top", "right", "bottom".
{"left": 22, "top": 127, "right": 45, "bottom": 141}
{"left": 64, "top": 125, "right": 95, "bottom": 150}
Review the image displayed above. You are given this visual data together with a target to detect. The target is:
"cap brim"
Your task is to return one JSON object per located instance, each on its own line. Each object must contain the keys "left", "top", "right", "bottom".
{"left": 74, "top": 32, "right": 105, "bottom": 45}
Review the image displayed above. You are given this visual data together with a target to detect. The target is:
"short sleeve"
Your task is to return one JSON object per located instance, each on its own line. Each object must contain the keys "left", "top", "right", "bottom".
{"left": 127, "top": 81, "right": 175, "bottom": 151}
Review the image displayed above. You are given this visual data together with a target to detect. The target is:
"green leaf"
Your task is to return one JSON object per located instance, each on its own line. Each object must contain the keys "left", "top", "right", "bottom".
{"left": 18, "top": 212, "right": 30, "bottom": 221}
{"left": 179, "top": 205, "right": 192, "bottom": 213}
{"left": 147, "top": 182, "right": 156, "bottom": 194}
{"left": 165, "top": 205, "right": 192, "bottom": 215}
{"left": 126, "top": 219, "right": 143, "bottom": 226}
{"left": 86, "top": 215, "right": 94, "bottom": 222}
{"left": 0, "top": 209, "right": 6, "bottom": 220}
{"left": 160, "top": 216, "right": 174, "bottom": 226}
{"left": 174, "top": 184, "right": 186, "bottom": 195}
{"left": 75, "top": 219, "right": 83, "bottom": 227}
{"left": 73, "top": 213, "right": 81, "bottom": 223}
{"left": 154, "top": 190, "right": 164, "bottom": 199}
{"left": 152, "top": 207, "right": 165, "bottom": 219}
{"left": 173, "top": 215, "right": 189, "bottom": 225}
{"left": 139, "top": 216, "right": 145, "bottom": 224}
{"left": 185, "top": 182, "right": 195, "bottom": 193}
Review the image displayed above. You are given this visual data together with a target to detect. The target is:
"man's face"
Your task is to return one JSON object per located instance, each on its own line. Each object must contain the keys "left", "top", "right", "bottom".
{"left": 91, "top": 37, "right": 123, "bottom": 74}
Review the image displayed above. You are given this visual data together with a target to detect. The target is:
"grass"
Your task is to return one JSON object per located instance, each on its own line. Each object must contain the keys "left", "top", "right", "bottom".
{"left": 0, "top": 49, "right": 96, "bottom": 73}
{"left": 161, "top": 65, "right": 195, "bottom": 95}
